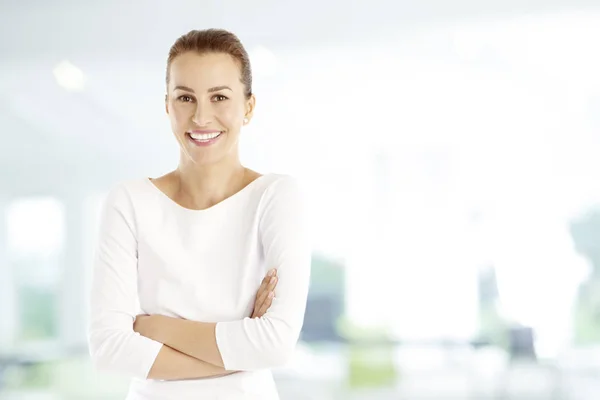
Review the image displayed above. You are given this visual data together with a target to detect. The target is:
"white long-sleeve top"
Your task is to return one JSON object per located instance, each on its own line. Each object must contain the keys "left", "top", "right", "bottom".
{"left": 88, "top": 173, "right": 311, "bottom": 399}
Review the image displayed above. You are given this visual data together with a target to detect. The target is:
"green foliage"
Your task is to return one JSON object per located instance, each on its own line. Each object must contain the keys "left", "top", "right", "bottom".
{"left": 338, "top": 318, "right": 397, "bottom": 388}
{"left": 17, "top": 285, "right": 57, "bottom": 341}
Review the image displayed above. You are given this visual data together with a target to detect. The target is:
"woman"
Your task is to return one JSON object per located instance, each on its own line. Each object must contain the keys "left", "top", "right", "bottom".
{"left": 88, "top": 29, "right": 312, "bottom": 399}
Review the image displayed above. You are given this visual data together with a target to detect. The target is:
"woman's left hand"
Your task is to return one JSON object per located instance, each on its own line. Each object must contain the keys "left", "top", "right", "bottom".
{"left": 251, "top": 269, "right": 278, "bottom": 318}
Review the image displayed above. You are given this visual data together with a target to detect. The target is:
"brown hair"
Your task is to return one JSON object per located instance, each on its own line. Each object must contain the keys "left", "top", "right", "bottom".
{"left": 166, "top": 29, "right": 253, "bottom": 99}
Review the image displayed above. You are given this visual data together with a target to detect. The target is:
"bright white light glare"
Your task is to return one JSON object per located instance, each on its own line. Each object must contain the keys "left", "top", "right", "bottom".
{"left": 53, "top": 60, "right": 86, "bottom": 92}
{"left": 7, "top": 197, "right": 65, "bottom": 256}
{"left": 250, "top": 46, "right": 279, "bottom": 77}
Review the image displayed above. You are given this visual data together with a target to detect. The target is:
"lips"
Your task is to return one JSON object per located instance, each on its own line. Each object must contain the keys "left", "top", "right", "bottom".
{"left": 189, "top": 131, "right": 222, "bottom": 141}
{"left": 186, "top": 130, "right": 223, "bottom": 146}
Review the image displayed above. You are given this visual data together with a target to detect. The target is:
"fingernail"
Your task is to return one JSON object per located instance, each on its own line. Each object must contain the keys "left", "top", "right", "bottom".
{"left": 268, "top": 292, "right": 274, "bottom": 298}
{"left": 269, "top": 269, "right": 275, "bottom": 276}
{"left": 270, "top": 277, "right": 276, "bottom": 284}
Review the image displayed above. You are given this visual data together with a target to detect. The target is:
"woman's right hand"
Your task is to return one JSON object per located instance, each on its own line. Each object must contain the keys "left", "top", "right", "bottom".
{"left": 251, "top": 269, "right": 278, "bottom": 318}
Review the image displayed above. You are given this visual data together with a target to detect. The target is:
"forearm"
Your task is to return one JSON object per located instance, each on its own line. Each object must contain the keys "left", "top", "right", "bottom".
{"left": 145, "top": 316, "right": 225, "bottom": 367}
{"left": 148, "top": 344, "right": 236, "bottom": 380}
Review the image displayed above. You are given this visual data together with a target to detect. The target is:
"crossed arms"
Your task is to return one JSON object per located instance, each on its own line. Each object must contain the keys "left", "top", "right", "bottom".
{"left": 88, "top": 178, "right": 311, "bottom": 380}
{"left": 132, "top": 271, "right": 278, "bottom": 380}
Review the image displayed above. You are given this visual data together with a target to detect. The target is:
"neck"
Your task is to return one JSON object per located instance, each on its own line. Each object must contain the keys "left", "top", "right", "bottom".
{"left": 175, "top": 155, "right": 246, "bottom": 209}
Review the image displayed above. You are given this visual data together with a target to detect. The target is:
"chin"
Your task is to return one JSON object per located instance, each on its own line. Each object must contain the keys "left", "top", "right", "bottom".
{"left": 188, "top": 150, "right": 232, "bottom": 166}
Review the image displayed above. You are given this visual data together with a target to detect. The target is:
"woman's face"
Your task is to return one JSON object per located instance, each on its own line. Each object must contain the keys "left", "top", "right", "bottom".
{"left": 166, "top": 51, "right": 254, "bottom": 166}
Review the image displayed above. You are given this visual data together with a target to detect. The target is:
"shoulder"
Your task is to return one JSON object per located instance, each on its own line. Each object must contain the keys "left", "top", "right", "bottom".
{"left": 102, "top": 178, "right": 153, "bottom": 210}
{"left": 259, "top": 173, "right": 305, "bottom": 199}
{"left": 256, "top": 174, "right": 311, "bottom": 237}
{"left": 257, "top": 173, "right": 307, "bottom": 213}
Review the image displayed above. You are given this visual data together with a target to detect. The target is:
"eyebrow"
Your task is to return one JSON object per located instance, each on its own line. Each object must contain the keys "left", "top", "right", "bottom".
{"left": 173, "top": 85, "right": 232, "bottom": 93}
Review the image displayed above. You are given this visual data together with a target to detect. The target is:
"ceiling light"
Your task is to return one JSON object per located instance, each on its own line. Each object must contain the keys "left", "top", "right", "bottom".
{"left": 53, "top": 60, "right": 86, "bottom": 92}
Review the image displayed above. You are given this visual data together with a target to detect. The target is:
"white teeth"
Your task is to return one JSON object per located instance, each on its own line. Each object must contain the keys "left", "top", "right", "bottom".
{"left": 189, "top": 132, "right": 222, "bottom": 141}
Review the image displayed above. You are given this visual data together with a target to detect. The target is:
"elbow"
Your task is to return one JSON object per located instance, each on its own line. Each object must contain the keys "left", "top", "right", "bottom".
{"left": 87, "top": 312, "right": 162, "bottom": 378}
{"left": 260, "top": 322, "right": 301, "bottom": 369}
{"left": 87, "top": 328, "right": 133, "bottom": 375}
{"left": 87, "top": 325, "right": 162, "bottom": 379}
{"left": 218, "top": 317, "right": 303, "bottom": 371}
{"left": 89, "top": 351, "right": 110, "bottom": 373}
{"left": 237, "top": 339, "right": 296, "bottom": 371}
{"left": 268, "top": 339, "right": 298, "bottom": 368}
{"left": 88, "top": 328, "right": 117, "bottom": 372}
{"left": 87, "top": 312, "right": 124, "bottom": 372}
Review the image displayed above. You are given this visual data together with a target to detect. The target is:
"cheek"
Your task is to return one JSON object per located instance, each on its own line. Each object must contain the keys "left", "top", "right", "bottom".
{"left": 170, "top": 106, "right": 191, "bottom": 128}
{"left": 217, "top": 104, "right": 244, "bottom": 126}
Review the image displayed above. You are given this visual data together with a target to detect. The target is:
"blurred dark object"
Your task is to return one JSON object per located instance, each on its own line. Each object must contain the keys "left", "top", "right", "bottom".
{"left": 302, "top": 295, "right": 343, "bottom": 341}
{"left": 507, "top": 325, "right": 537, "bottom": 361}
{"left": 301, "top": 254, "right": 345, "bottom": 342}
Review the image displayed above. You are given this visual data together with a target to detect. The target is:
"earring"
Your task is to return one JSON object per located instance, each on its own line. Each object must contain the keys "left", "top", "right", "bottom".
{"left": 243, "top": 117, "right": 249, "bottom": 124}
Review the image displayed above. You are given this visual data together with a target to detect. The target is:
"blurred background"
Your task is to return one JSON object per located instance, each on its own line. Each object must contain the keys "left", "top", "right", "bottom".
{"left": 2, "top": 0, "right": 600, "bottom": 398}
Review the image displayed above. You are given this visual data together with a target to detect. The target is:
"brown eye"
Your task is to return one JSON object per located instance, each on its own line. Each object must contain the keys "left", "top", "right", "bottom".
{"left": 213, "top": 95, "right": 228, "bottom": 102}
{"left": 177, "top": 95, "right": 194, "bottom": 102}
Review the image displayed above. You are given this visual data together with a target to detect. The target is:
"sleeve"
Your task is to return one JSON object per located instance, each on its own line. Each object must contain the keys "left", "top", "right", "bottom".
{"left": 87, "top": 184, "right": 163, "bottom": 378}
{"left": 215, "top": 176, "right": 312, "bottom": 371}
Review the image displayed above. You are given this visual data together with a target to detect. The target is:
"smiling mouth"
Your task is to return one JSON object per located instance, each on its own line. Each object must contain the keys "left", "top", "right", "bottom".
{"left": 188, "top": 131, "right": 223, "bottom": 141}
{"left": 186, "top": 131, "right": 224, "bottom": 145}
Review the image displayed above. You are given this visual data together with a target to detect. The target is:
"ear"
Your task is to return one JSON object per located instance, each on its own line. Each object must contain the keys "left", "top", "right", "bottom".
{"left": 165, "top": 94, "right": 169, "bottom": 115}
{"left": 243, "top": 94, "right": 256, "bottom": 125}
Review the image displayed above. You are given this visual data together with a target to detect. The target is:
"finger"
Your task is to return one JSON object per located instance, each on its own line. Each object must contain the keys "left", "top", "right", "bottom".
{"left": 258, "top": 269, "right": 276, "bottom": 293}
{"left": 254, "top": 286, "right": 270, "bottom": 310}
{"left": 268, "top": 274, "right": 278, "bottom": 289}
{"left": 253, "top": 281, "right": 275, "bottom": 318}
{"left": 256, "top": 291, "right": 274, "bottom": 317}
{"left": 252, "top": 282, "right": 272, "bottom": 318}
{"left": 256, "top": 269, "right": 276, "bottom": 298}
{"left": 267, "top": 275, "right": 278, "bottom": 295}
{"left": 257, "top": 272, "right": 271, "bottom": 294}
{"left": 256, "top": 274, "right": 274, "bottom": 301}
{"left": 252, "top": 270, "right": 277, "bottom": 318}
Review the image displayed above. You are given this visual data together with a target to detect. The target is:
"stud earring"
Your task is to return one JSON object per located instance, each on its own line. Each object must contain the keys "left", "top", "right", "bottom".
{"left": 243, "top": 118, "right": 249, "bottom": 124}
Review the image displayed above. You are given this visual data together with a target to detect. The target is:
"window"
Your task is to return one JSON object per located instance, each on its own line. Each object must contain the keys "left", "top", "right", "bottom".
{"left": 7, "top": 197, "right": 65, "bottom": 343}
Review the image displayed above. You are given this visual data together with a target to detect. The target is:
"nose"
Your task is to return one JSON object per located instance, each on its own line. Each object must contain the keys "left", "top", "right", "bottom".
{"left": 192, "top": 101, "right": 212, "bottom": 126}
